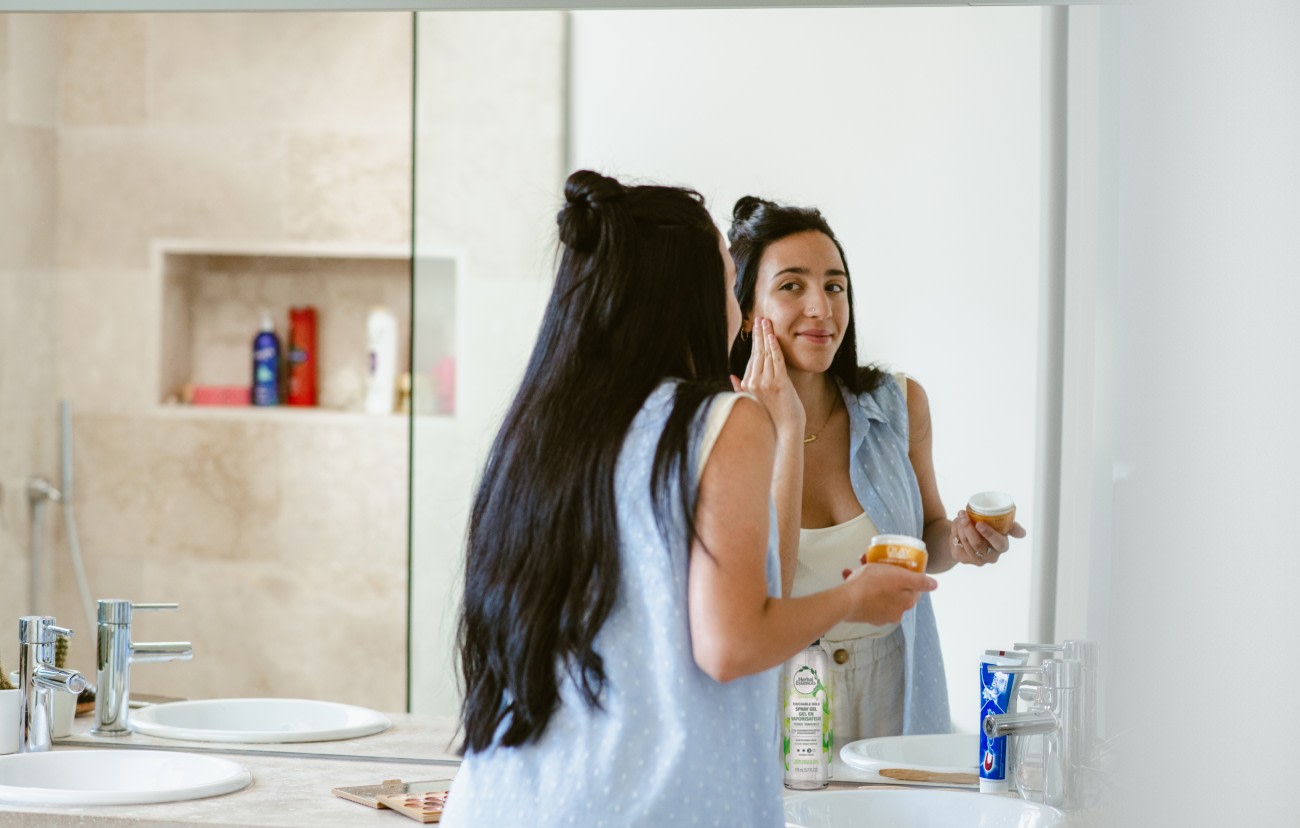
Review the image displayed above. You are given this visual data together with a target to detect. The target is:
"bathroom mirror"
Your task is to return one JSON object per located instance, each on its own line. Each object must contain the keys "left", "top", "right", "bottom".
{"left": 0, "top": 4, "right": 1050, "bottom": 737}
{"left": 408, "top": 5, "right": 1048, "bottom": 733}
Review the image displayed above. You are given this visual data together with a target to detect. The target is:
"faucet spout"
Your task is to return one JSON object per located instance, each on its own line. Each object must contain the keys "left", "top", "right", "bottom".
{"left": 984, "top": 710, "right": 1057, "bottom": 739}
{"left": 131, "top": 642, "right": 193, "bottom": 664}
{"left": 32, "top": 665, "right": 87, "bottom": 695}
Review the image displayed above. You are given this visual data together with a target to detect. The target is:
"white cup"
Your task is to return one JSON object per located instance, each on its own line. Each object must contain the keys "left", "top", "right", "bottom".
{"left": 0, "top": 688, "right": 20, "bottom": 755}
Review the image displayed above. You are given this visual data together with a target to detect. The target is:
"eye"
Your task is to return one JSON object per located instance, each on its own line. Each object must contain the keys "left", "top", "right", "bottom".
{"left": 826, "top": 282, "right": 847, "bottom": 294}
{"left": 778, "top": 281, "right": 801, "bottom": 292}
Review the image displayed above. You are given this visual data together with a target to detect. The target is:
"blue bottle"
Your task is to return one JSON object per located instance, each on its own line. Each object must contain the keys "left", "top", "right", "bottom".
{"left": 252, "top": 311, "right": 280, "bottom": 406}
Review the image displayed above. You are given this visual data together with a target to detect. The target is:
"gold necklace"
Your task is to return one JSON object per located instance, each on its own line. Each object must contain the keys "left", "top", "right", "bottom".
{"left": 803, "top": 394, "right": 839, "bottom": 444}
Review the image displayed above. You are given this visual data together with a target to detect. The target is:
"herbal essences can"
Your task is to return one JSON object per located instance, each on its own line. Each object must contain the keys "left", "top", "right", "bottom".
{"left": 286, "top": 305, "right": 318, "bottom": 407}
{"left": 864, "top": 534, "right": 928, "bottom": 573}
{"left": 783, "top": 641, "right": 831, "bottom": 790}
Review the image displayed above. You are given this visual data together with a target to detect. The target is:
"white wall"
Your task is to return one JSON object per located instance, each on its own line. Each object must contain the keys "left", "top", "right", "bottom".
{"left": 571, "top": 6, "right": 1042, "bottom": 732}
{"left": 1091, "top": 3, "right": 1300, "bottom": 824}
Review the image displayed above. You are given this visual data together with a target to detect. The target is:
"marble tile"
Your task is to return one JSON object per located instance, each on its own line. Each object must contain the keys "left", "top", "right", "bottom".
{"left": 148, "top": 12, "right": 411, "bottom": 132}
{"left": 56, "top": 127, "right": 288, "bottom": 268}
{"left": 59, "top": 14, "right": 148, "bottom": 127}
{"left": 8, "top": 14, "right": 59, "bottom": 128}
{"left": 282, "top": 131, "right": 412, "bottom": 245}
{"left": 0, "top": 125, "right": 56, "bottom": 269}
{"left": 0, "top": 268, "right": 57, "bottom": 420}
{"left": 43, "top": 410, "right": 409, "bottom": 708}
{"left": 54, "top": 267, "right": 158, "bottom": 414}
{"left": 0, "top": 16, "right": 9, "bottom": 120}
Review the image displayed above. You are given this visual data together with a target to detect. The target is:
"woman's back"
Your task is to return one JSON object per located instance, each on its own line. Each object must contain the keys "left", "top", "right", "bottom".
{"left": 442, "top": 382, "right": 783, "bottom": 827}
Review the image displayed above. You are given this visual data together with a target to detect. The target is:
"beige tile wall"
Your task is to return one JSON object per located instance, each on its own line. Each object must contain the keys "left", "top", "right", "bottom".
{"left": 1, "top": 12, "right": 415, "bottom": 711}
{"left": 408, "top": 11, "right": 567, "bottom": 715}
{"left": 0, "top": 14, "right": 60, "bottom": 677}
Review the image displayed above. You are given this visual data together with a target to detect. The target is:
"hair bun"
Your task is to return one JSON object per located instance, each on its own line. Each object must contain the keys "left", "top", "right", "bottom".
{"left": 731, "top": 195, "right": 768, "bottom": 225}
{"left": 728, "top": 195, "right": 772, "bottom": 244}
{"left": 558, "top": 170, "right": 625, "bottom": 252}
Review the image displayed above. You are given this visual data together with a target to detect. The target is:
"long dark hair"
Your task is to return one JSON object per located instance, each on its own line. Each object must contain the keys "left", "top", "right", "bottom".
{"left": 727, "top": 196, "right": 886, "bottom": 395}
{"left": 457, "top": 170, "right": 731, "bottom": 753}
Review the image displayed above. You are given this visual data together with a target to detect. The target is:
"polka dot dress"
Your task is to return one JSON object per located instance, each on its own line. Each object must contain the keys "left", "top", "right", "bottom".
{"left": 441, "top": 382, "right": 784, "bottom": 828}
{"left": 839, "top": 373, "right": 951, "bottom": 735}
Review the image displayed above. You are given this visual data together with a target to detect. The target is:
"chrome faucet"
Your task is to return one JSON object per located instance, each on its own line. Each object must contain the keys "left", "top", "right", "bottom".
{"left": 984, "top": 657, "right": 1083, "bottom": 809}
{"left": 17, "top": 616, "right": 87, "bottom": 753}
{"left": 92, "top": 600, "right": 192, "bottom": 736}
{"left": 1015, "top": 639, "right": 1100, "bottom": 766}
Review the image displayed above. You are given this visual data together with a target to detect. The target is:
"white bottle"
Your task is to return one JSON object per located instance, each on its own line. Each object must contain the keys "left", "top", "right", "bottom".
{"left": 364, "top": 305, "right": 398, "bottom": 415}
{"left": 783, "top": 640, "right": 831, "bottom": 789}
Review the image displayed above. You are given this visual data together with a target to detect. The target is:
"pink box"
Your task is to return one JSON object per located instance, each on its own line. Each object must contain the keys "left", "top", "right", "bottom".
{"left": 190, "top": 385, "right": 252, "bottom": 406}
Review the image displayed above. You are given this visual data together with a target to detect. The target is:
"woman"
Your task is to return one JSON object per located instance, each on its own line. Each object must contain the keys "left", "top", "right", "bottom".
{"left": 442, "top": 172, "right": 937, "bottom": 827}
{"left": 727, "top": 196, "right": 1026, "bottom": 742}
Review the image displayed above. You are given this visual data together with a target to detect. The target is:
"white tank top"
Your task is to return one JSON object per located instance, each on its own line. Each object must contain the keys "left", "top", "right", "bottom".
{"left": 794, "top": 512, "right": 899, "bottom": 641}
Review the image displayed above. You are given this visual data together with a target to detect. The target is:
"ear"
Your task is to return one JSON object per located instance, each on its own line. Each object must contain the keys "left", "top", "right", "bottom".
{"left": 741, "top": 314, "right": 754, "bottom": 333}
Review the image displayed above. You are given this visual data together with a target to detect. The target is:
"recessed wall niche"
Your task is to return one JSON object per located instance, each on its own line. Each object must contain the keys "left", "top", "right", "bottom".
{"left": 156, "top": 241, "right": 456, "bottom": 417}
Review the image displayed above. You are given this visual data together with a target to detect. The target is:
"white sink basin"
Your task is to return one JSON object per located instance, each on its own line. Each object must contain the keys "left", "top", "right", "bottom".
{"left": 784, "top": 789, "right": 1065, "bottom": 828}
{"left": 129, "top": 698, "right": 391, "bottom": 743}
{"left": 0, "top": 749, "right": 251, "bottom": 806}
{"left": 841, "top": 733, "right": 977, "bottom": 774}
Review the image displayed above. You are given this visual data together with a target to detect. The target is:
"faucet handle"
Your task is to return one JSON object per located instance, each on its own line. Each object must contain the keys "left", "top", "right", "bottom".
{"left": 995, "top": 664, "right": 1046, "bottom": 674}
{"left": 1014, "top": 642, "right": 1064, "bottom": 654}
{"left": 97, "top": 600, "right": 180, "bottom": 625}
{"left": 47, "top": 625, "right": 74, "bottom": 638}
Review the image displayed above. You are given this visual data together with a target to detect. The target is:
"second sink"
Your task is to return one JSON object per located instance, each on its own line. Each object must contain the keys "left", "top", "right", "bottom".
{"left": 0, "top": 749, "right": 251, "bottom": 806}
{"left": 128, "top": 698, "right": 392, "bottom": 743}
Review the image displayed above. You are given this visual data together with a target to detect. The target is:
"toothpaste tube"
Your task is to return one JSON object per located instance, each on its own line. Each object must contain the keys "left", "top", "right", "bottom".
{"left": 978, "top": 651, "right": 1024, "bottom": 793}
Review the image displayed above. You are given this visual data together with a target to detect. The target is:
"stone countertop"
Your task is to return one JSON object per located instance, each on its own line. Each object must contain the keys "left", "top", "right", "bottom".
{"left": 0, "top": 712, "right": 464, "bottom": 827}
{"left": 0, "top": 751, "right": 456, "bottom": 828}
{"left": 55, "top": 712, "right": 462, "bottom": 765}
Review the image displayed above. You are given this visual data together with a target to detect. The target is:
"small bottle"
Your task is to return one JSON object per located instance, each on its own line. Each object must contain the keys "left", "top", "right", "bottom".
{"left": 286, "top": 305, "right": 318, "bottom": 407}
{"left": 364, "top": 306, "right": 398, "bottom": 415}
{"left": 251, "top": 310, "right": 280, "bottom": 406}
{"left": 783, "top": 640, "right": 831, "bottom": 790}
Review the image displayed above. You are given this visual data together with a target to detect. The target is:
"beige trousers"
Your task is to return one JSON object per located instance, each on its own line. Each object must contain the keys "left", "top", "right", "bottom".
{"left": 820, "top": 625, "right": 906, "bottom": 749}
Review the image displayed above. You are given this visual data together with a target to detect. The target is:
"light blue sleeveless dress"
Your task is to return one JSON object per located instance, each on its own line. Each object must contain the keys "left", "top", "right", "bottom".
{"left": 841, "top": 375, "right": 951, "bottom": 734}
{"left": 441, "top": 381, "right": 784, "bottom": 827}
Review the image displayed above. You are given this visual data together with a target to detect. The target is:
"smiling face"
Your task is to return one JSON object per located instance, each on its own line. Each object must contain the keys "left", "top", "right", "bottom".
{"left": 747, "top": 230, "right": 850, "bottom": 376}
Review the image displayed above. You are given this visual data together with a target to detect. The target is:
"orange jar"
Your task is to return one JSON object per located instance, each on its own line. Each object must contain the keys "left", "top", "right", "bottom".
{"left": 864, "top": 534, "right": 928, "bottom": 573}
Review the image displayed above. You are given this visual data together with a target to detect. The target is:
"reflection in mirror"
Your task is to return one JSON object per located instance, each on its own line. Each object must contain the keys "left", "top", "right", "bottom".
{"left": 0, "top": 11, "right": 414, "bottom": 712}
{"left": 410, "top": 6, "right": 1045, "bottom": 731}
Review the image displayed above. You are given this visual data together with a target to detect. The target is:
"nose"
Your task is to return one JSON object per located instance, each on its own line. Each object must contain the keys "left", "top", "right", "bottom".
{"left": 805, "top": 286, "right": 832, "bottom": 318}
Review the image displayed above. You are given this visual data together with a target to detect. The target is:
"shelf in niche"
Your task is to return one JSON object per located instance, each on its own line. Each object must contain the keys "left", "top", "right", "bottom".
{"left": 154, "top": 240, "right": 458, "bottom": 418}
{"left": 151, "top": 404, "right": 410, "bottom": 426}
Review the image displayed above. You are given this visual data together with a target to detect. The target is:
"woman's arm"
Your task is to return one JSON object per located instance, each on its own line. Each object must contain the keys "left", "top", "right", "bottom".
{"left": 905, "top": 377, "right": 1025, "bottom": 572}
{"left": 903, "top": 378, "right": 959, "bottom": 573}
{"left": 688, "top": 396, "right": 936, "bottom": 683}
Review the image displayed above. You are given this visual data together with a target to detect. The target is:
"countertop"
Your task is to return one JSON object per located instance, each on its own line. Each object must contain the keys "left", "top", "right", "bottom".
{"left": 0, "top": 752, "right": 454, "bottom": 828}
{"left": 0, "top": 716, "right": 1041, "bottom": 826}
{"left": 0, "top": 712, "right": 463, "bottom": 827}
{"left": 56, "top": 711, "right": 462, "bottom": 765}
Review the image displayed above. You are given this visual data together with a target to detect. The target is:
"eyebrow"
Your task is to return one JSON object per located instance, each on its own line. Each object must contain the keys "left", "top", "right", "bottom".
{"left": 773, "top": 266, "right": 849, "bottom": 278}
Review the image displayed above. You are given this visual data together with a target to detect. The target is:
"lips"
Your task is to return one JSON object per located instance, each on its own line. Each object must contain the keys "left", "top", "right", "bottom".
{"left": 796, "top": 329, "right": 835, "bottom": 345}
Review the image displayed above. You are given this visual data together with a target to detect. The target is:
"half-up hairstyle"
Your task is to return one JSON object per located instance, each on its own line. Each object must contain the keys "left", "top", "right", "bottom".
{"left": 457, "top": 170, "right": 731, "bottom": 754}
{"left": 727, "top": 196, "right": 886, "bottom": 395}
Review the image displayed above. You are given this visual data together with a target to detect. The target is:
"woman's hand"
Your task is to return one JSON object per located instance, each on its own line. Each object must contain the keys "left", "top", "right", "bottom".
{"left": 731, "top": 317, "right": 805, "bottom": 442}
{"left": 949, "top": 510, "right": 1026, "bottom": 567}
{"left": 839, "top": 563, "right": 938, "bottom": 626}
